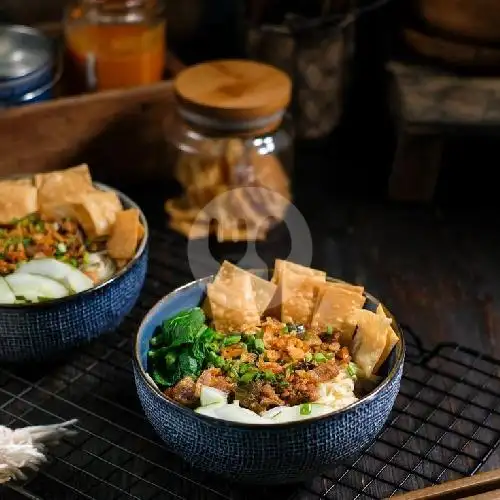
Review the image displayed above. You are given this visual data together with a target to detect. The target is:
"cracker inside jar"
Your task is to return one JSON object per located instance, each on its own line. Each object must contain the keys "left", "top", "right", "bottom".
{"left": 165, "top": 59, "right": 293, "bottom": 242}
{"left": 166, "top": 138, "right": 291, "bottom": 242}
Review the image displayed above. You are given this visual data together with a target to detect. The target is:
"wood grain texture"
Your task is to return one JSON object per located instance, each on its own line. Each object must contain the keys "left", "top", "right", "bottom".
{"left": 0, "top": 82, "right": 177, "bottom": 187}
{"left": 414, "top": 0, "right": 500, "bottom": 44}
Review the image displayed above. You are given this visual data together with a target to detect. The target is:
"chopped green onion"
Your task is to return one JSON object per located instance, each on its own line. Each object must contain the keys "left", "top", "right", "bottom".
{"left": 254, "top": 338, "right": 265, "bottom": 353}
{"left": 347, "top": 362, "right": 358, "bottom": 379}
{"left": 304, "top": 352, "right": 313, "bottom": 362}
{"left": 56, "top": 242, "right": 67, "bottom": 254}
{"left": 223, "top": 334, "right": 241, "bottom": 346}
{"left": 326, "top": 325, "right": 333, "bottom": 334}
{"left": 313, "top": 353, "right": 327, "bottom": 363}
{"left": 300, "top": 403, "right": 312, "bottom": 415}
{"left": 83, "top": 252, "right": 90, "bottom": 264}
{"left": 282, "top": 325, "right": 289, "bottom": 334}
{"left": 262, "top": 370, "right": 276, "bottom": 382}
{"left": 22, "top": 237, "right": 32, "bottom": 246}
{"left": 240, "top": 371, "right": 256, "bottom": 384}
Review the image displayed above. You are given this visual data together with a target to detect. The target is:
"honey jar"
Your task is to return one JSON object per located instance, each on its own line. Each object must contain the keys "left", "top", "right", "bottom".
{"left": 64, "top": 0, "right": 166, "bottom": 92}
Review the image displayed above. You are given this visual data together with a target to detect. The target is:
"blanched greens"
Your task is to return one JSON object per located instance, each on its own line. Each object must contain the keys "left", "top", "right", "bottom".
{"left": 148, "top": 308, "right": 220, "bottom": 387}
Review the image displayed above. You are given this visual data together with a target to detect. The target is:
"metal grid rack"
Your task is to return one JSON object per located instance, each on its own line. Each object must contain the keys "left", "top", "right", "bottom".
{"left": 2, "top": 229, "right": 500, "bottom": 500}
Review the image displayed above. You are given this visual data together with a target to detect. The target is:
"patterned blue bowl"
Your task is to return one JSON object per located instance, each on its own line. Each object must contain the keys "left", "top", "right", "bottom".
{"left": 134, "top": 273, "right": 405, "bottom": 485}
{"left": 0, "top": 182, "right": 148, "bottom": 363}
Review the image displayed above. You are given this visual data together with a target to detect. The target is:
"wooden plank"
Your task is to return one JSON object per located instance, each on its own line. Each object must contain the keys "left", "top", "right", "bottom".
{"left": 0, "top": 81, "right": 178, "bottom": 187}
{"left": 393, "top": 468, "right": 500, "bottom": 499}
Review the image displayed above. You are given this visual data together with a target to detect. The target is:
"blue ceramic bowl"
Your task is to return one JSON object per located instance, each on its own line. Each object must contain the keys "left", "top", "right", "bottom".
{"left": 134, "top": 273, "right": 405, "bottom": 485}
{"left": 0, "top": 182, "right": 148, "bottom": 363}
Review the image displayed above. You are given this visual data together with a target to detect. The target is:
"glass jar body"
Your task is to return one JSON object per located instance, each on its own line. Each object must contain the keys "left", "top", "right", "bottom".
{"left": 166, "top": 114, "right": 294, "bottom": 241}
{"left": 64, "top": 0, "right": 166, "bottom": 92}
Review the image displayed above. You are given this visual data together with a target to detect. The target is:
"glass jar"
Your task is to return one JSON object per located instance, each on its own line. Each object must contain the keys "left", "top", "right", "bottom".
{"left": 165, "top": 60, "right": 294, "bottom": 242}
{"left": 63, "top": 0, "right": 166, "bottom": 92}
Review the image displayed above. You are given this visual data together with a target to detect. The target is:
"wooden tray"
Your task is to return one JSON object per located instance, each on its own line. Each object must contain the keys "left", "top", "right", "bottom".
{"left": 0, "top": 22, "right": 185, "bottom": 188}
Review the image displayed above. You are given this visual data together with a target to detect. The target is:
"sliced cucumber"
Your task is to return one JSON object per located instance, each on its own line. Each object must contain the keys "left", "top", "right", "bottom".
{"left": 199, "top": 386, "right": 228, "bottom": 407}
{"left": 16, "top": 258, "right": 93, "bottom": 293}
{"left": 5, "top": 273, "right": 69, "bottom": 302}
{"left": 0, "top": 276, "right": 16, "bottom": 304}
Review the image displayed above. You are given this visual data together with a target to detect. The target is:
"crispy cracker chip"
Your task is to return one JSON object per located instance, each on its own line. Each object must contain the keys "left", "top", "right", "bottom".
{"left": 35, "top": 164, "right": 92, "bottom": 189}
{"left": 350, "top": 309, "right": 391, "bottom": 378}
{"left": 207, "top": 273, "right": 260, "bottom": 333}
{"left": 36, "top": 164, "right": 95, "bottom": 206}
{"left": 0, "top": 178, "right": 33, "bottom": 187}
{"left": 311, "top": 286, "right": 366, "bottom": 344}
{"left": 107, "top": 208, "right": 141, "bottom": 260}
{"left": 165, "top": 198, "right": 201, "bottom": 222}
{"left": 373, "top": 304, "right": 400, "bottom": 373}
{"left": 0, "top": 184, "right": 38, "bottom": 224}
{"left": 39, "top": 202, "right": 78, "bottom": 222}
{"left": 319, "top": 281, "right": 364, "bottom": 298}
{"left": 169, "top": 218, "right": 210, "bottom": 239}
{"left": 213, "top": 261, "right": 277, "bottom": 316}
{"left": 271, "top": 259, "right": 325, "bottom": 286}
{"left": 280, "top": 270, "right": 325, "bottom": 325}
{"left": 137, "top": 222, "right": 145, "bottom": 242}
{"left": 72, "top": 190, "right": 122, "bottom": 238}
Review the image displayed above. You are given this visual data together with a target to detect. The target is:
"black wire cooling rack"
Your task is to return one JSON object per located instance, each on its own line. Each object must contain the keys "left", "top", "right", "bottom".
{"left": 2, "top": 229, "right": 500, "bottom": 500}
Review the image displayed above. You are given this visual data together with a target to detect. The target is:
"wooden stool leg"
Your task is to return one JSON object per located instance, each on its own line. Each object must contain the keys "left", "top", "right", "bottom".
{"left": 389, "top": 132, "right": 444, "bottom": 202}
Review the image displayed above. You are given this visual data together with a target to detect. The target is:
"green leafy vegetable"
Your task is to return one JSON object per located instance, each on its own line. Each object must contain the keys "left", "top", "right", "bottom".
{"left": 148, "top": 308, "right": 212, "bottom": 388}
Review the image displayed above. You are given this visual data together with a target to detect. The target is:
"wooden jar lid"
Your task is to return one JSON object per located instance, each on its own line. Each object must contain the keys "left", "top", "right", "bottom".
{"left": 174, "top": 60, "right": 292, "bottom": 136}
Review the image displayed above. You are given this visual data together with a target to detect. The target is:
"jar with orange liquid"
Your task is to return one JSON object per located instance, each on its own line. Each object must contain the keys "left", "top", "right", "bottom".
{"left": 64, "top": 0, "right": 166, "bottom": 92}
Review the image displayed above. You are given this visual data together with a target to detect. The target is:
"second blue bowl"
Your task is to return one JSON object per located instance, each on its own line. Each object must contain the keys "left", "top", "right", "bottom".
{"left": 0, "top": 183, "right": 149, "bottom": 363}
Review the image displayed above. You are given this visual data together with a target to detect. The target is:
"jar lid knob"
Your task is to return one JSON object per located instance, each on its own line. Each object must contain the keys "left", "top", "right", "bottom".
{"left": 174, "top": 59, "right": 292, "bottom": 135}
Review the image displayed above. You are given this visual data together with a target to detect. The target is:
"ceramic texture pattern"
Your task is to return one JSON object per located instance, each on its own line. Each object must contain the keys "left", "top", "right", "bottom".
{"left": 0, "top": 247, "right": 148, "bottom": 363}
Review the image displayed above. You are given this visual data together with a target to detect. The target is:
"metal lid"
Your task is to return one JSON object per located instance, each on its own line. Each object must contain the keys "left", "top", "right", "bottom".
{"left": 0, "top": 25, "right": 52, "bottom": 80}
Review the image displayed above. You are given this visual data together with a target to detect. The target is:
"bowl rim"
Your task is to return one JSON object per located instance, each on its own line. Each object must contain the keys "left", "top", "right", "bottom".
{"left": 133, "top": 273, "right": 406, "bottom": 429}
{"left": 0, "top": 180, "right": 149, "bottom": 310}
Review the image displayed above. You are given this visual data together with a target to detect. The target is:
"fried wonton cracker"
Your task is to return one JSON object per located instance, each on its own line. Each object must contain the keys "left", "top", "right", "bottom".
{"left": 0, "top": 183, "right": 38, "bottom": 224}
{"left": 36, "top": 164, "right": 95, "bottom": 206}
{"left": 107, "top": 208, "right": 141, "bottom": 260}
{"left": 280, "top": 269, "right": 325, "bottom": 325}
{"left": 169, "top": 218, "right": 210, "bottom": 239}
{"left": 310, "top": 286, "right": 366, "bottom": 345}
{"left": 0, "top": 178, "right": 33, "bottom": 187}
{"left": 373, "top": 304, "right": 400, "bottom": 373}
{"left": 72, "top": 190, "right": 122, "bottom": 238}
{"left": 39, "top": 202, "right": 78, "bottom": 222}
{"left": 213, "top": 261, "right": 277, "bottom": 316}
{"left": 271, "top": 259, "right": 326, "bottom": 286}
{"left": 165, "top": 197, "right": 200, "bottom": 222}
{"left": 350, "top": 309, "right": 391, "bottom": 378}
{"left": 318, "top": 281, "right": 364, "bottom": 299}
{"left": 34, "top": 164, "right": 92, "bottom": 189}
{"left": 207, "top": 273, "right": 260, "bottom": 333}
